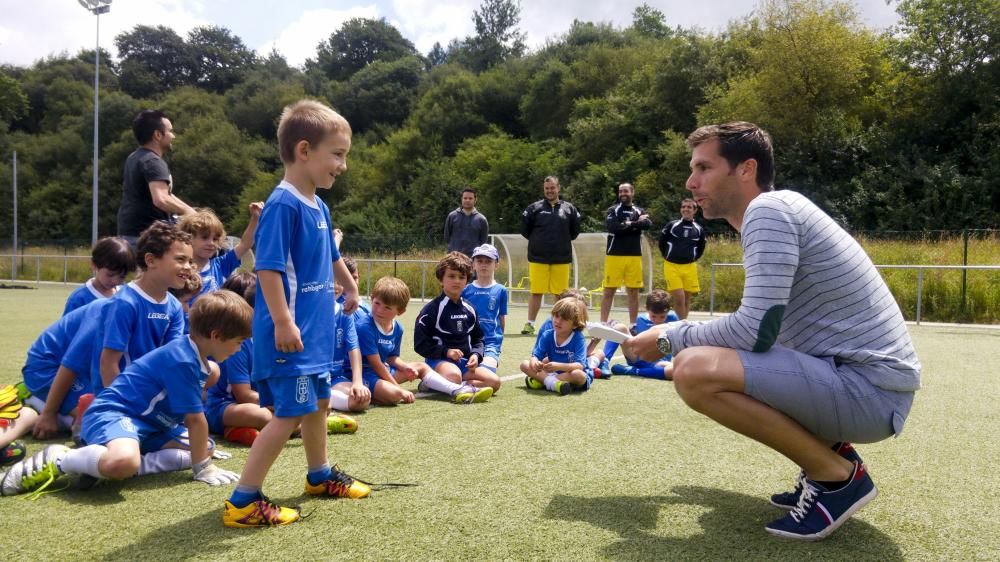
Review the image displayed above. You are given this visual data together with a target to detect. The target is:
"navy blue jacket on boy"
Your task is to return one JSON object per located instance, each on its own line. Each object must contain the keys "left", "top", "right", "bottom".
{"left": 414, "top": 294, "right": 485, "bottom": 362}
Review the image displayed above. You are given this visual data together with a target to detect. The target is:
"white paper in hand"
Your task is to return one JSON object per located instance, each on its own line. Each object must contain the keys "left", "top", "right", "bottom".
{"left": 586, "top": 322, "right": 629, "bottom": 343}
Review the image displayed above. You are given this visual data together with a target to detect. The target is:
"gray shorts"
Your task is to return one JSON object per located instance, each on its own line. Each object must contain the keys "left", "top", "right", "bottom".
{"left": 739, "top": 345, "right": 914, "bottom": 444}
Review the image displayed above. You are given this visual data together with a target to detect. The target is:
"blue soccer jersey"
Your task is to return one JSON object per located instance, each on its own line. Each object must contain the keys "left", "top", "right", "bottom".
{"left": 89, "top": 337, "right": 210, "bottom": 430}
{"left": 196, "top": 249, "right": 242, "bottom": 299}
{"left": 206, "top": 338, "right": 254, "bottom": 409}
{"left": 22, "top": 302, "right": 94, "bottom": 395}
{"left": 532, "top": 325, "right": 588, "bottom": 371}
{"left": 462, "top": 281, "right": 508, "bottom": 351}
{"left": 252, "top": 182, "right": 341, "bottom": 380}
{"left": 58, "top": 299, "right": 113, "bottom": 397}
{"left": 63, "top": 279, "right": 116, "bottom": 316}
{"left": 90, "top": 282, "right": 185, "bottom": 389}
{"left": 332, "top": 301, "right": 359, "bottom": 376}
{"left": 354, "top": 309, "right": 403, "bottom": 377}
{"left": 633, "top": 311, "right": 680, "bottom": 335}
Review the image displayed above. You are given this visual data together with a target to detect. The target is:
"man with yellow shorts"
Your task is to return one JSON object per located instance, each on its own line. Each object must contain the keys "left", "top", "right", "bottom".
{"left": 520, "top": 176, "right": 581, "bottom": 335}
{"left": 600, "top": 183, "right": 651, "bottom": 324}
{"left": 658, "top": 198, "right": 706, "bottom": 319}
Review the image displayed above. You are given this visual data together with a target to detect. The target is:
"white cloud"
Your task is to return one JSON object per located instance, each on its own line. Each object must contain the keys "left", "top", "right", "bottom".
{"left": 0, "top": 0, "right": 208, "bottom": 66}
{"left": 390, "top": 0, "right": 476, "bottom": 54}
{"left": 260, "top": 6, "right": 380, "bottom": 68}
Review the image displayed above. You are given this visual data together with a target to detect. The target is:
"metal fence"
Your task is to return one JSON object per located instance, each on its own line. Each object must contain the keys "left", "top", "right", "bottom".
{"left": 707, "top": 263, "right": 1000, "bottom": 325}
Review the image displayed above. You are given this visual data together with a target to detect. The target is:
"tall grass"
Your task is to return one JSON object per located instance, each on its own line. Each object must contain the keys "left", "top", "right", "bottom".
{"left": 3, "top": 234, "right": 998, "bottom": 323}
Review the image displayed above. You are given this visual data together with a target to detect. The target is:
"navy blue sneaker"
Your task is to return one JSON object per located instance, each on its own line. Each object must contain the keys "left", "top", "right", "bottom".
{"left": 610, "top": 364, "right": 635, "bottom": 376}
{"left": 770, "top": 442, "right": 863, "bottom": 509}
{"left": 765, "top": 461, "right": 877, "bottom": 540}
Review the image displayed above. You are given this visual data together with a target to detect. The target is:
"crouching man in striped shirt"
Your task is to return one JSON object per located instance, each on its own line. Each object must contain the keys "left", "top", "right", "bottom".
{"left": 623, "top": 122, "right": 919, "bottom": 541}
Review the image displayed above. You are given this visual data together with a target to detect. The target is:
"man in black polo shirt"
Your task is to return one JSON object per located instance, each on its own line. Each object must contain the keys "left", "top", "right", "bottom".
{"left": 117, "top": 110, "right": 194, "bottom": 244}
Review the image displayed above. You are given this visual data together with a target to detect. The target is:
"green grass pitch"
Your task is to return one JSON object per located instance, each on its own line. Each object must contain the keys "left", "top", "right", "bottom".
{"left": 1, "top": 284, "right": 998, "bottom": 560}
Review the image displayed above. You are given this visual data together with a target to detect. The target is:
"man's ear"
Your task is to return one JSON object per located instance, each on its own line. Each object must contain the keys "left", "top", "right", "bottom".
{"left": 740, "top": 158, "right": 758, "bottom": 182}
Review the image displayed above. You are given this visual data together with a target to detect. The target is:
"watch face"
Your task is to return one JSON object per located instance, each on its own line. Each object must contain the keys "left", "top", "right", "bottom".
{"left": 657, "top": 334, "right": 671, "bottom": 355}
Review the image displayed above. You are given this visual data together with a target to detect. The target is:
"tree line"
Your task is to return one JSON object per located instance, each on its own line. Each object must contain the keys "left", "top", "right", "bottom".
{"left": 0, "top": 0, "right": 996, "bottom": 247}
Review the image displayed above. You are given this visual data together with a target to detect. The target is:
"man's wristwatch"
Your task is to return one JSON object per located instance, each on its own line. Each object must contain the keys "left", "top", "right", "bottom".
{"left": 656, "top": 331, "right": 672, "bottom": 356}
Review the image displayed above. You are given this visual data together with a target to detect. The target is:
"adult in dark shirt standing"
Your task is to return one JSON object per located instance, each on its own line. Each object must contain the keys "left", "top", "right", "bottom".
{"left": 600, "top": 182, "right": 651, "bottom": 324}
{"left": 117, "top": 110, "right": 194, "bottom": 244}
{"left": 658, "top": 198, "right": 706, "bottom": 319}
{"left": 519, "top": 175, "right": 581, "bottom": 335}
{"left": 444, "top": 187, "right": 489, "bottom": 257}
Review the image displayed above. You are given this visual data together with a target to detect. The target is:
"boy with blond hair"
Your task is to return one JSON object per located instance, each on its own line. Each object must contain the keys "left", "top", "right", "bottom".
{"left": 352, "top": 277, "right": 423, "bottom": 405}
{"left": 223, "top": 100, "right": 367, "bottom": 528}
{"left": 178, "top": 204, "right": 262, "bottom": 299}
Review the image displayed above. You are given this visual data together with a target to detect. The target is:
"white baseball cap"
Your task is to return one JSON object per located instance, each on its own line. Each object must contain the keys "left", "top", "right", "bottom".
{"left": 471, "top": 244, "right": 500, "bottom": 261}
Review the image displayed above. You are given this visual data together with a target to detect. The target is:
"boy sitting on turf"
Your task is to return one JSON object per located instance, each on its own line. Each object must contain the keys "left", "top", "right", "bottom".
{"left": 521, "top": 297, "right": 593, "bottom": 395}
{"left": 414, "top": 252, "right": 499, "bottom": 403}
{"left": 178, "top": 203, "right": 262, "bottom": 299}
{"left": 204, "top": 272, "right": 272, "bottom": 447}
{"left": 93, "top": 222, "right": 193, "bottom": 390}
{"left": 353, "top": 277, "right": 421, "bottom": 406}
{"left": 1, "top": 290, "right": 249, "bottom": 497}
{"left": 610, "top": 289, "right": 679, "bottom": 380}
{"left": 224, "top": 100, "right": 368, "bottom": 528}
{"left": 461, "top": 244, "right": 508, "bottom": 374}
{"left": 63, "top": 236, "right": 136, "bottom": 315}
{"left": 329, "top": 279, "right": 371, "bottom": 413}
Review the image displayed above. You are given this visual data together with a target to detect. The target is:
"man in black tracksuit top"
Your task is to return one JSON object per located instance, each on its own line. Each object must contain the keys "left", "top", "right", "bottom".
{"left": 520, "top": 176, "right": 581, "bottom": 334}
{"left": 413, "top": 252, "right": 502, "bottom": 399}
{"left": 658, "top": 198, "right": 706, "bottom": 319}
{"left": 601, "top": 182, "right": 651, "bottom": 324}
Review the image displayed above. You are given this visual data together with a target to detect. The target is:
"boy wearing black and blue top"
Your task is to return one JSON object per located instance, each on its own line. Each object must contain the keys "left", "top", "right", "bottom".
{"left": 414, "top": 252, "right": 499, "bottom": 403}
{"left": 62, "top": 237, "right": 136, "bottom": 315}
{"left": 461, "top": 244, "right": 508, "bottom": 374}
{"left": 1, "top": 291, "right": 250, "bottom": 498}
{"left": 224, "top": 100, "right": 368, "bottom": 528}
{"left": 93, "top": 222, "right": 193, "bottom": 390}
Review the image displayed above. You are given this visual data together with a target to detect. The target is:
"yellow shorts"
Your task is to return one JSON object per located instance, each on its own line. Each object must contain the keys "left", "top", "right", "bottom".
{"left": 664, "top": 261, "right": 700, "bottom": 293}
{"left": 529, "top": 262, "right": 571, "bottom": 295}
{"left": 603, "top": 255, "right": 643, "bottom": 289}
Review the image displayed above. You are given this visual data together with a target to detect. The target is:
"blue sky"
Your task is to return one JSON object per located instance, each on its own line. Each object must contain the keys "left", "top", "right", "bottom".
{"left": 0, "top": 0, "right": 900, "bottom": 68}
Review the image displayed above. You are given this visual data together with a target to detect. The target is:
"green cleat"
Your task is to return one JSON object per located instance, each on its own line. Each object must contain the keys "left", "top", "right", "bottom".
{"left": 524, "top": 376, "right": 544, "bottom": 390}
{"left": 520, "top": 322, "right": 535, "bottom": 335}
{"left": 553, "top": 380, "right": 572, "bottom": 395}
{"left": 452, "top": 384, "right": 493, "bottom": 404}
{"left": 0, "top": 444, "right": 69, "bottom": 497}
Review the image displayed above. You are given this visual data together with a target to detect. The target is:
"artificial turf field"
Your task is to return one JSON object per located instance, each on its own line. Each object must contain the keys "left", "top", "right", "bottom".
{"left": 1, "top": 284, "right": 998, "bottom": 560}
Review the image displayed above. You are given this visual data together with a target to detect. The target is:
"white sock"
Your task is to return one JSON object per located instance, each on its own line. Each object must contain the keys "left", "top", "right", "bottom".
{"left": 421, "top": 372, "right": 464, "bottom": 395}
{"left": 138, "top": 449, "right": 192, "bottom": 475}
{"left": 60, "top": 444, "right": 106, "bottom": 479}
{"left": 527, "top": 320, "right": 535, "bottom": 326}
{"left": 329, "top": 389, "right": 350, "bottom": 411}
{"left": 544, "top": 374, "right": 559, "bottom": 391}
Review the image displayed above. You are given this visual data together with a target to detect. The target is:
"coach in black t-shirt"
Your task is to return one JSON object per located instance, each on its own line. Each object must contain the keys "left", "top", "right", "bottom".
{"left": 117, "top": 110, "right": 194, "bottom": 243}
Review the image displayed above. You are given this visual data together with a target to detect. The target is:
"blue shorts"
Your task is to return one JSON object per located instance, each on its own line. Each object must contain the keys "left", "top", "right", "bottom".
{"left": 426, "top": 357, "right": 469, "bottom": 373}
{"left": 574, "top": 369, "right": 594, "bottom": 392}
{"left": 205, "top": 399, "right": 233, "bottom": 435}
{"left": 81, "top": 405, "right": 190, "bottom": 454}
{"left": 739, "top": 345, "right": 914, "bottom": 444}
{"left": 330, "top": 372, "right": 382, "bottom": 392}
{"left": 257, "top": 372, "right": 332, "bottom": 418}
{"left": 484, "top": 344, "right": 501, "bottom": 364}
{"left": 24, "top": 378, "right": 88, "bottom": 417}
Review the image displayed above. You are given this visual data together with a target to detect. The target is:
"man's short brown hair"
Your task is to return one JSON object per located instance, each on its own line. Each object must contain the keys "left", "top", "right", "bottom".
{"left": 277, "top": 99, "right": 352, "bottom": 164}
{"left": 687, "top": 121, "right": 775, "bottom": 191}
{"left": 136, "top": 222, "right": 192, "bottom": 271}
{"left": 188, "top": 290, "right": 253, "bottom": 340}
{"left": 436, "top": 252, "right": 472, "bottom": 281}
{"left": 371, "top": 276, "right": 410, "bottom": 313}
{"left": 645, "top": 289, "right": 672, "bottom": 314}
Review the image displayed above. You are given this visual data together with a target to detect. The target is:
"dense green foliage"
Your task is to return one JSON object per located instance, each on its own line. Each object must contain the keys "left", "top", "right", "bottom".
{"left": 0, "top": 0, "right": 997, "bottom": 246}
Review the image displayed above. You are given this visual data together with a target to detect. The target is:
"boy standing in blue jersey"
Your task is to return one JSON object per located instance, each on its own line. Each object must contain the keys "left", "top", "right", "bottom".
{"left": 178, "top": 203, "right": 262, "bottom": 300}
{"left": 94, "top": 222, "right": 193, "bottom": 390}
{"left": 462, "top": 244, "right": 508, "bottom": 374}
{"left": 63, "top": 237, "right": 136, "bottom": 315}
{"left": 610, "top": 289, "right": 679, "bottom": 380}
{"left": 223, "top": 100, "right": 368, "bottom": 528}
{"left": 521, "top": 297, "right": 593, "bottom": 395}
{"left": 414, "top": 252, "right": 499, "bottom": 403}
{"left": 1, "top": 291, "right": 249, "bottom": 497}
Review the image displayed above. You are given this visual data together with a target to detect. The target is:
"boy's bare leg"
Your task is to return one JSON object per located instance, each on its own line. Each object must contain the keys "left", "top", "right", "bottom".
{"left": 223, "top": 403, "right": 273, "bottom": 429}
{"left": 556, "top": 369, "right": 587, "bottom": 386}
{"left": 464, "top": 367, "right": 501, "bottom": 391}
{"left": 672, "top": 346, "right": 852, "bottom": 482}
{"left": 1, "top": 408, "right": 37, "bottom": 448}
{"left": 236, "top": 416, "right": 300, "bottom": 487}
{"left": 300, "top": 399, "right": 329, "bottom": 470}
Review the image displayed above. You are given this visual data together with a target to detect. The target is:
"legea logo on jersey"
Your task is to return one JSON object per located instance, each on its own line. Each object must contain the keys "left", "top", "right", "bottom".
{"left": 147, "top": 312, "right": 170, "bottom": 320}
{"left": 296, "top": 376, "right": 310, "bottom": 403}
{"left": 317, "top": 219, "right": 328, "bottom": 230}
{"left": 378, "top": 338, "right": 394, "bottom": 347}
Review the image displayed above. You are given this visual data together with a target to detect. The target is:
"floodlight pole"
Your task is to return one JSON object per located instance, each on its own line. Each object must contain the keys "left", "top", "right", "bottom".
{"left": 82, "top": 1, "right": 111, "bottom": 246}
{"left": 11, "top": 151, "right": 16, "bottom": 281}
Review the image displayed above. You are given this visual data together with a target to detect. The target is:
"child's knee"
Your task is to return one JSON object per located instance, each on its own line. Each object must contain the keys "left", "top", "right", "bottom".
{"left": 348, "top": 396, "right": 370, "bottom": 411}
{"left": 101, "top": 452, "right": 140, "bottom": 479}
